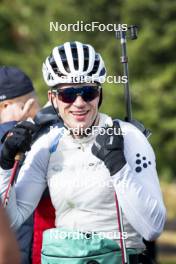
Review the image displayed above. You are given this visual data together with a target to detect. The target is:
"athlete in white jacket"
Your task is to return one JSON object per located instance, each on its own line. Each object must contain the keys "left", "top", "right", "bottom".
{"left": 0, "top": 41, "right": 166, "bottom": 262}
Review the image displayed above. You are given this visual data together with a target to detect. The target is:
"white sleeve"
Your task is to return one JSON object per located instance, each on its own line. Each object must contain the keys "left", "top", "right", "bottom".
{"left": 0, "top": 134, "right": 50, "bottom": 230}
{"left": 111, "top": 121, "right": 167, "bottom": 241}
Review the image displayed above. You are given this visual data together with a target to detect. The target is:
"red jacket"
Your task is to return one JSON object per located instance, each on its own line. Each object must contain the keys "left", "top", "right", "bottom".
{"left": 32, "top": 196, "right": 55, "bottom": 264}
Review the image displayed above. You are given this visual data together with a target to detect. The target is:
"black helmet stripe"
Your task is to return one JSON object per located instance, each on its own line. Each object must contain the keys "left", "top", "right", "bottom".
{"left": 76, "top": 41, "right": 84, "bottom": 72}
{"left": 58, "top": 45, "right": 70, "bottom": 73}
{"left": 52, "top": 46, "right": 68, "bottom": 75}
{"left": 83, "top": 45, "right": 89, "bottom": 72}
{"left": 70, "top": 42, "right": 79, "bottom": 70}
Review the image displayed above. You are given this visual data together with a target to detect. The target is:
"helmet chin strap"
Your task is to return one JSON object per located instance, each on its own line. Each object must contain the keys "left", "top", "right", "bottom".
{"left": 50, "top": 94, "right": 61, "bottom": 119}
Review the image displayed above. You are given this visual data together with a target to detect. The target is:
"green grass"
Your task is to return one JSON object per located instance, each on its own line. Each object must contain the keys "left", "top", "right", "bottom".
{"left": 159, "top": 258, "right": 176, "bottom": 264}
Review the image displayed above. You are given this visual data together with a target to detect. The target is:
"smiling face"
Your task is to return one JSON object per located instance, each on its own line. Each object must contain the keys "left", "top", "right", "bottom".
{"left": 49, "top": 83, "right": 100, "bottom": 132}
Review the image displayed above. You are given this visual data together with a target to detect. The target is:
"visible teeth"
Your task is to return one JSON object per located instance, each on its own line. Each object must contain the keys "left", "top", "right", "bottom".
{"left": 72, "top": 112, "right": 87, "bottom": 115}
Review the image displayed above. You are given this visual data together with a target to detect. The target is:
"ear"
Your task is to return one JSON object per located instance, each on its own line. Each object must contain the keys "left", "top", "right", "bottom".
{"left": 0, "top": 101, "right": 12, "bottom": 122}
{"left": 1, "top": 101, "right": 11, "bottom": 108}
{"left": 48, "top": 90, "right": 58, "bottom": 109}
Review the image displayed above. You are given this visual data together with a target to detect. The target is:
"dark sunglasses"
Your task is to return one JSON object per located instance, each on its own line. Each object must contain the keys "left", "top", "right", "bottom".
{"left": 53, "top": 86, "right": 101, "bottom": 104}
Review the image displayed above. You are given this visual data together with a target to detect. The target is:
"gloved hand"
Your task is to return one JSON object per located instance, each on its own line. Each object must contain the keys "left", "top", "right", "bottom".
{"left": 91, "top": 121, "right": 126, "bottom": 176}
{"left": 0, "top": 121, "right": 36, "bottom": 170}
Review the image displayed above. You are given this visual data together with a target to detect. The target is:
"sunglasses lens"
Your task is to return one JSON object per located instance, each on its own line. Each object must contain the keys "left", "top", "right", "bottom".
{"left": 57, "top": 86, "right": 100, "bottom": 103}
{"left": 81, "top": 86, "right": 99, "bottom": 102}
{"left": 58, "top": 88, "right": 76, "bottom": 103}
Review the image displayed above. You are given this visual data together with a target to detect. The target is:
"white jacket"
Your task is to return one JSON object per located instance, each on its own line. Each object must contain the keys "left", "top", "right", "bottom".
{"left": 0, "top": 113, "right": 166, "bottom": 249}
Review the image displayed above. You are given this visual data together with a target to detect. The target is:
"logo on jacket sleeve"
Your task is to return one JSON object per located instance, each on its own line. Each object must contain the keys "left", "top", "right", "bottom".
{"left": 135, "top": 153, "right": 152, "bottom": 173}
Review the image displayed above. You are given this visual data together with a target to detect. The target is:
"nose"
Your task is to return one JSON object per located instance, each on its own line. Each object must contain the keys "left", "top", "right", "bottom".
{"left": 73, "top": 95, "right": 87, "bottom": 107}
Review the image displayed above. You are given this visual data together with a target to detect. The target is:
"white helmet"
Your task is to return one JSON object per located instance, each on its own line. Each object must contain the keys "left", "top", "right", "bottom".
{"left": 42, "top": 41, "right": 106, "bottom": 86}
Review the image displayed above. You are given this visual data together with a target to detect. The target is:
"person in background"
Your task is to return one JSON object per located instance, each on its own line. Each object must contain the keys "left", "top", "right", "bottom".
{"left": 0, "top": 66, "right": 40, "bottom": 264}
{"left": 0, "top": 66, "right": 61, "bottom": 264}
{"left": 0, "top": 66, "right": 40, "bottom": 143}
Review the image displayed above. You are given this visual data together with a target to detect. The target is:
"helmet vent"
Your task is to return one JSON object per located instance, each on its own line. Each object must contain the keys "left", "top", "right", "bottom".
{"left": 70, "top": 42, "right": 79, "bottom": 70}
{"left": 58, "top": 47, "right": 70, "bottom": 73}
{"left": 83, "top": 46, "right": 89, "bottom": 72}
{"left": 48, "top": 54, "right": 66, "bottom": 77}
{"left": 87, "top": 57, "right": 100, "bottom": 76}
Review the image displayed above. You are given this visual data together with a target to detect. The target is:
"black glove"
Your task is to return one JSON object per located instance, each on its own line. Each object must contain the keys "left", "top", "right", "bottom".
{"left": 0, "top": 121, "right": 36, "bottom": 170}
{"left": 91, "top": 121, "right": 126, "bottom": 176}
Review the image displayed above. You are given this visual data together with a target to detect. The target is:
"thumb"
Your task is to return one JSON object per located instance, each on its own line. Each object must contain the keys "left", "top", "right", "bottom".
{"left": 21, "top": 98, "right": 35, "bottom": 120}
